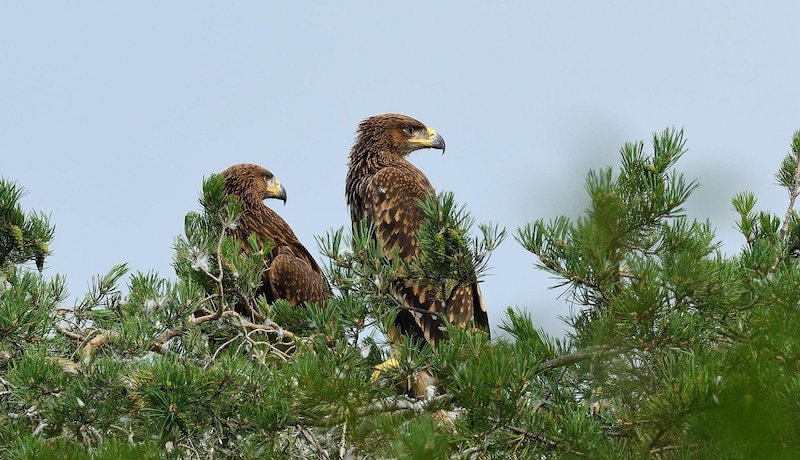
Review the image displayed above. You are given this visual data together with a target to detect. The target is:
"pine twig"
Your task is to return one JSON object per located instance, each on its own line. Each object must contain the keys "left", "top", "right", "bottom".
{"left": 650, "top": 444, "right": 688, "bottom": 455}
{"left": 55, "top": 326, "right": 82, "bottom": 341}
{"left": 488, "top": 417, "right": 558, "bottom": 447}
{"left": 779, "top": 147, "right": 800, "bottom": 242}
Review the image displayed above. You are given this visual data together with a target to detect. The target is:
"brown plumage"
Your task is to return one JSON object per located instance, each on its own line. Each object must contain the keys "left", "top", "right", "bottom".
{"left": 345, "top": 114, "right": 489, "bottom": 348}
{"left": 221, "top": 163, "right": 329, "bottom": 306}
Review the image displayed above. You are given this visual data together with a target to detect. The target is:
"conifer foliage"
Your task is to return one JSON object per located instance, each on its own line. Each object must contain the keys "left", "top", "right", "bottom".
{"left": 1, "top": 130, "right": 800, "bottom": 458}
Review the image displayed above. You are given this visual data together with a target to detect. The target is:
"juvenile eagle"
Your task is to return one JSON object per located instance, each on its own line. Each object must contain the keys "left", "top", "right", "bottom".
{"left": 221, "top": 163, "right": 329, "bottom": 307}
{"left": 345, "top": 114, "right": 489, "bottom": 348}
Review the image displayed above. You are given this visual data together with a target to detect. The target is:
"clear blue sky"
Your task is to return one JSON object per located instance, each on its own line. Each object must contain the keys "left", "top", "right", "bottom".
{"left": 3, "top": 2, "right": 799, "bottom": 337}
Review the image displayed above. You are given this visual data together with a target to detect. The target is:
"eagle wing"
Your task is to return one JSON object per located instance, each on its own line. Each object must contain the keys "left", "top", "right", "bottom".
{"left": 268, "top": 246, "right": 330, "bottom": 306}
{"left": 235, "top": 200, "right": 329, "bottom": 307}
{"left": 364, "top": 166, "right": 486, "bottom": 345}
{"left": 363, "top": 166, "right": 431, "bottom": 259}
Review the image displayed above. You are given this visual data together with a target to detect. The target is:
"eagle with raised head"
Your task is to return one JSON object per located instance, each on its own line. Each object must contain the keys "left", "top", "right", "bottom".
{"left": 221, "top": 163, "right": 329, "bottom": 306}
{"left": 345, "top": 114, "right": 489, "bottom": 349}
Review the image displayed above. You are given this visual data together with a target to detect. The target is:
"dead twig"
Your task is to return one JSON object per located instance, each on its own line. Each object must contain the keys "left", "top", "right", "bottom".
{"left": 299, "top": 426, "right": 331, "bottom": 460}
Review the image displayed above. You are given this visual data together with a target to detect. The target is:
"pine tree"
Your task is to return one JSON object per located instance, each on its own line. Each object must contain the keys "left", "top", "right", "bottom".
{"left": 513, "top": 128, "right": 800, "bottom": 458}
{"left": 1, "top": 130, "right": 799, "bottom": 458}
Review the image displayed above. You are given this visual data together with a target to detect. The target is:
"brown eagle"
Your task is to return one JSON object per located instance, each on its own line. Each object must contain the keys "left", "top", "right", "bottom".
{"left": 221, "top": 163, "right": 330, "bottom": 307}
{"left": 345, "top": 114, "right": 489, "bottom": 349}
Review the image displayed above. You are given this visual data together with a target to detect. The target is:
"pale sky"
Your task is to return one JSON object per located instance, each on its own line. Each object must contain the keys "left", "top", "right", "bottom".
{"left": 3, "top": 2, "right": 799, "bottom": 337}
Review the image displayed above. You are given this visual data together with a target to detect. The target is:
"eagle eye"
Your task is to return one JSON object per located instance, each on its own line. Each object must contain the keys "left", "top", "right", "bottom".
{"left": 403, "top": 126, "right": 415, "bottom": 136}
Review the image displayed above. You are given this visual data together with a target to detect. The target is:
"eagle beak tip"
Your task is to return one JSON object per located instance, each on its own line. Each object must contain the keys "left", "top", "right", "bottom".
{"left": 431, "top": 133, "right": 446, "bottom": 153}
{"left": 277, "top": 184, "right": 287, "bottom": 205}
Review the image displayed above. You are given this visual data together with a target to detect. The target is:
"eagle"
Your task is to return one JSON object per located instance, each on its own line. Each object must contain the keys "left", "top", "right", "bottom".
{"left": 221, "top": 163, "right": 330, "bottom": 307}
{"left": 345, "top": 114, "right": 490, "bottom": 350}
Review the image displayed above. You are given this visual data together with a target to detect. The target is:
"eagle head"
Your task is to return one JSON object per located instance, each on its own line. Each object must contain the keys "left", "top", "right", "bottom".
{"left": 356, "top": 113, "right": 445, "bottom": 157}
{"left": 221, "top": 163, "right": 287, "bottom": 206}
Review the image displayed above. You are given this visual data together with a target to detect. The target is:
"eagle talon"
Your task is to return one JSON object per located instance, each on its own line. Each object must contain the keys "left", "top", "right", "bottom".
{"left": 371, "top": 356, "right": 400, "bottom": 382}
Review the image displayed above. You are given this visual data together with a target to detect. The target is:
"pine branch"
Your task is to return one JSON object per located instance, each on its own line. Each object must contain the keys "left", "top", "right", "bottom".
{"left": 534, "top": 346, "right": 620, "bottom": 374}
{"left": 55, "top": 308, "right": 295, "bottom": 364}
{"left": 301, "top": 394, "right": 454, "bottom": 428}
{"left": 330, "top": 254, "right": 416, "bottom": 316}
{"left": 334, "top": 249, "right": 475, "bottom": 326}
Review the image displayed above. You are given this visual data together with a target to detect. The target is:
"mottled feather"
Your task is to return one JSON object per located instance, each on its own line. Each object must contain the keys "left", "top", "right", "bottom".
{"left": 221, "top": 163, "right": 330, "bottom": 306}
{"left": 345, "top": 114, "right": 489, "bottom": 347}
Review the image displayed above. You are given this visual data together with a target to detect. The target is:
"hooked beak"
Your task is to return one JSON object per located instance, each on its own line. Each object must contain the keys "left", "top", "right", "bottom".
{"left": 428, "top": 129, "right": 446, "bottom": 154}
{"left": 266, "top": 178, "right": 287, "bottom": 205}
{"left": 408, "top": 127, "right": 446, "bottom": 154}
